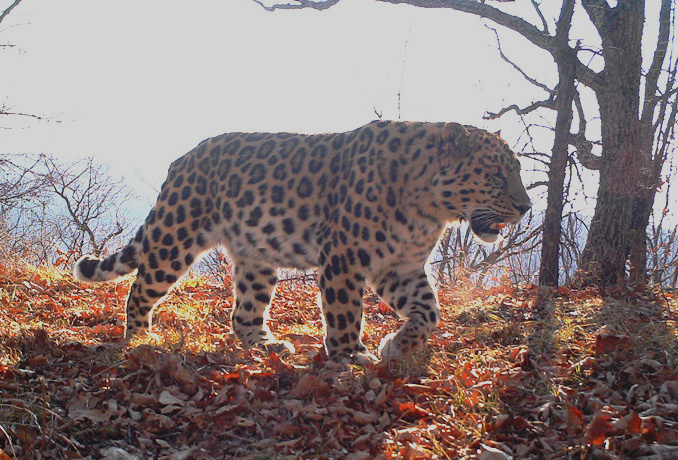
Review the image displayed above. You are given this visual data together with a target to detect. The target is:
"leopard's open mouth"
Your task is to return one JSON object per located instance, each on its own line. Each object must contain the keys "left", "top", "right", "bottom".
{"left": 469, "top": 210, "right": 507, "bottom": 243}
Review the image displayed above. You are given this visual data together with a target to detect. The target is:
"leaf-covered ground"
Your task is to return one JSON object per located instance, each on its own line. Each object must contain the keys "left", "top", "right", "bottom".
{"left": 1, "top": 264, "right": 677, "bottom": 459}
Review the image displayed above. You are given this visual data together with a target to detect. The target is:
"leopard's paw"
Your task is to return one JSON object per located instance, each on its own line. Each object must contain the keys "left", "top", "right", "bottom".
{"left": 254, "top": 339, "right": 295, "bottom": 355}
{"left": 377, "top": 332, "right": 403, "bottom": 362}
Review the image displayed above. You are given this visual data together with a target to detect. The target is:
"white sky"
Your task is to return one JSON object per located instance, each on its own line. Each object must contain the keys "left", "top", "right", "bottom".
{"left": 1, "top": 0, "right": 559, "bottom": 203}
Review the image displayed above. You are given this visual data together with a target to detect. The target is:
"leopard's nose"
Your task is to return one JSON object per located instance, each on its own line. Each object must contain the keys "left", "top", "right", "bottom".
{"left": 514, "top": 203, "right": 531, "bottom": 215}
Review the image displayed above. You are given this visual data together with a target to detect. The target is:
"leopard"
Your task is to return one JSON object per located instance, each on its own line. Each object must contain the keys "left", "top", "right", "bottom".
{"left": 74, "top": 120, "right": 531, "bottom": 362}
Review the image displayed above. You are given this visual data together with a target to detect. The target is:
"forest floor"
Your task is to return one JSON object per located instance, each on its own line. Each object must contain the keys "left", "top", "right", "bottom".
{"left": 0, "top": 263, "right": 677, "bottom": 460}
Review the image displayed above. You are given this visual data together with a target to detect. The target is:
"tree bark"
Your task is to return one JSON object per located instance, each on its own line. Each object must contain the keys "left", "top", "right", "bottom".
{"left": 627, "top": 0, "right": 675, "bottom": 285}
{"left": 538, "top": 0, "right": 576, "bottom": 287}
{"left": 578, "top": 0, "right": 646, "bottom": 286}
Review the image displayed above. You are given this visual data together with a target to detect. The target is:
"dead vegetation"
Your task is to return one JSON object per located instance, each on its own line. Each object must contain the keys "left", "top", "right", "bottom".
{"left": 0, "top": 264, "right": 677, "bottom": 459}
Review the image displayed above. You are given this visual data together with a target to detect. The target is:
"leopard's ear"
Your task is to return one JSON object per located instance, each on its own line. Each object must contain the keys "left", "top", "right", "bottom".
{"left": 441, "top": 122, "right": 472, "bottom": 158}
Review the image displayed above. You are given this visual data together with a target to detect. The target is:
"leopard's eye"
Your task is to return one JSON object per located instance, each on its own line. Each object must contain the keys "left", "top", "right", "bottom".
{"left": 488, "top": 165, "right": 506, "bottom": 183}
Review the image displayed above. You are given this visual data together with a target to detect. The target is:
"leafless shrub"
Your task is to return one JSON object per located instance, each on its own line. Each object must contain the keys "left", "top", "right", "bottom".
{"left": 646, "top": 168, "right": 678, "bottom": 288}
{"left": 40, "top": 156, "right": 134, "bottom": 264}
{"left": 0, "top": 154, "right": 51, "bottom": 264}
{"left": 0, "top": 155, "right": 136, "bottom": 266}
{"left": 559, "top": 212, "right": 589, "bottom": 285}
{"left": 431, "top": 212, "right": 541, "bottom": 288}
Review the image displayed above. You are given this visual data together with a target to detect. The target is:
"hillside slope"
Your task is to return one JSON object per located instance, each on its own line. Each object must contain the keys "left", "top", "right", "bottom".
{"left": 1, "top": 265, "right": 677, "bottom": 459}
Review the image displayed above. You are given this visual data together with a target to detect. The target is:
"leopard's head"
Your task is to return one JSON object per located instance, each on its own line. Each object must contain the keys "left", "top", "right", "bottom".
{"left": 432, "top": 122, "right": 531, "bottom": 243}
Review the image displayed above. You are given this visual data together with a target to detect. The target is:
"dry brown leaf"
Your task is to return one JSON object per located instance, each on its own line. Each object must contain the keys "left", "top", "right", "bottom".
{"left": 661, "top": 380, "right": 678, "bottom": 399}
{"left": 491, "top": 414, "right": 528, "bottom": 433}
{"left": 566, "top": 405, "right": 585, "bottom": 433}
{"left": 609, "top": 411, "right": 641, "bottom": 436}
{"left": 158, "top": 390, "right": 184, "bottom": 406}
{"left": 585, "top": 411, "right": 613, "bottom": 445}
{"left": 165, "top": 354, "right": 198, "bottom": 395}
{"left": 594, "top": 333, "right": 632, "bottom": 354}
{"left": 641, "top": 416, "right": 678, "bottom": 443}
{"left": 274, "top": 422, "right": 303, "bottom": 437}
{"left": 130, "top": 392, "right": 157, "bottom": 407}
{"left": 352, "top": 410, "right": 378, "bottom": 425}
{"left": 127, "top": 344, "right": 161, "bottom": 370}
{"left": 288, "top": 372, "right": 331, "bottom": 399}
{"left": 69, "top": 408, "right": 112, "bottom": 423}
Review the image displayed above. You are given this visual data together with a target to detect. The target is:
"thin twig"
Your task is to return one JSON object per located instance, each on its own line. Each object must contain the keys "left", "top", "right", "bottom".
{"left": 486, "top": 25, "right": 555, "bottom": 94}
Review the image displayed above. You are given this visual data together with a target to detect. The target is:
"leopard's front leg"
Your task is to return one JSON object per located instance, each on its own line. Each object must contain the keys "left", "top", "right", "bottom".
{"left": 371, "top": 269, "right": 440, "bottom": 361}
{"left": 230, "top": 260, "right": 294, "bottom": 354}
{"left": 318, "top": 249, "right": 375, "bottom": 364}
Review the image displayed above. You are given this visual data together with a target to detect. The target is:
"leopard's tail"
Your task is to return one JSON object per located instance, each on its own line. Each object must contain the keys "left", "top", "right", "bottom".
{"left": 73, "top": 226, "right": 145, "bottom": 282}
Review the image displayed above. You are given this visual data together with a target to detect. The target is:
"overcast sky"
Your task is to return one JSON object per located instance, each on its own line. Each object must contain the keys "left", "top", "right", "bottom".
{"left": 1, "top": 0, "right": 561, "bottom": 199}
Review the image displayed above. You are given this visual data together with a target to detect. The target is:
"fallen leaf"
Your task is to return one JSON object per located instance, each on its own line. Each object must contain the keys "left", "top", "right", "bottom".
{"left": 165, "top": 354, "right": 198, "bottom": 396}
{"left": 69, "top": 409, "right": 112, "bottom": 423}
{"left": 158, "top": 390, "right": 184, "bottom": 406}
{"left": 127, "top": 345, "right": 161, "bottom": 370}
{"left": 477, "top": 444, "right": 512, "bottom": 460}
{"left": 352, "top": 410, "right": 378, "bottom": 425}
{"left": 641, "top": 416, "right": 678, "bottom": 443}
{"left": 491, "top": 414, "right": 528, "bottom": 433}
{"left": 611, "top": 411, "right": 642, "bottom": 435}
{"left": 585, "top": 411, "right": 612, "bottom": 445}
{"left": 396, "top": 401, "right": 431, "bottom": 420}
{"left": 289, "top": 373, "right": 331, "bottom": 398}
{"left": 594, "top": 333, "right": 632, "bottom": 354}
{"left": 566, "top": 405, "right": 585, "bottom": 432}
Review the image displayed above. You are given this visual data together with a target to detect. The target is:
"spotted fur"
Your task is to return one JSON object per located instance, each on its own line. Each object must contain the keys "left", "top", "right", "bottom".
{"left": 74, "top": 121, "right": 531, "bottom": 362}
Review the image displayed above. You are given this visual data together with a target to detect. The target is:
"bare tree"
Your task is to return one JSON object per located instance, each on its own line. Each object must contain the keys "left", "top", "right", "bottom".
{"left": 535, "top": 0, "right": 576, "bottom": 287}
{"left": 40, "top": 156, "right": 134, "bottom": 262}
{"left": 257, "top": 0, "right": 678, "bottom": 289}
{"left": 0, "top": 155, "right": 46, "bottom": 209}
{"left": 0, "top": 155, "right": 136, "bottom": 266}
{"left": 0, "top": 155, "right": 51, "bottom": 263}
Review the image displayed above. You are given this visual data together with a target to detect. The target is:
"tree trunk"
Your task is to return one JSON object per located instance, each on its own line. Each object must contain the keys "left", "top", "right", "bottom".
{"left": 538, "top": 0, "right": 576, "bottom": 287}
{"left": 628, "top": 0, "right": 675, "bottom": 286}
{"left": 578, "top": 0, "right": 646, "bottom": 287}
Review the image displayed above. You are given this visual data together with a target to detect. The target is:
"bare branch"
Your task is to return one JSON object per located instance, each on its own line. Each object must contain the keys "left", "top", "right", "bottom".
{"left": 641, "top": 0, "right": 673, "bottom": 124}
{"left": 526, "top": 181, "right": 548, "bottom": 190}
{"left": 0, "top": 0, "right": 23, "bottom": 26}
{"left": 570, "top": 88, "right": 601, "bottom": 170}
{"left": 387, "top": 0, "right": 556, "bottom": 49}
{"left": 530, "top": 0, "right": 550, "bottom": 35}
{"left": 484, "top": 98, "right": 555, "bottom": 120}
{"left": 569, "top": 135, "right": 600, "bottom": 171}
{"left": 580, "top": 0, "right": 612, "bottom": 32}
{"left": 0, "top": 108, "right": 46, "bottom": 122}
{"left": 256, "top": 0, "right": 601, "bottom": 89}
{"left": 252, "top": 0, "right": 341, "bottom": 11}
{"left": 486, "top": 26, "right": 555, "bottom": 94}
{"left": 652, "top": 68, "right": 678, "bottom": 175}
